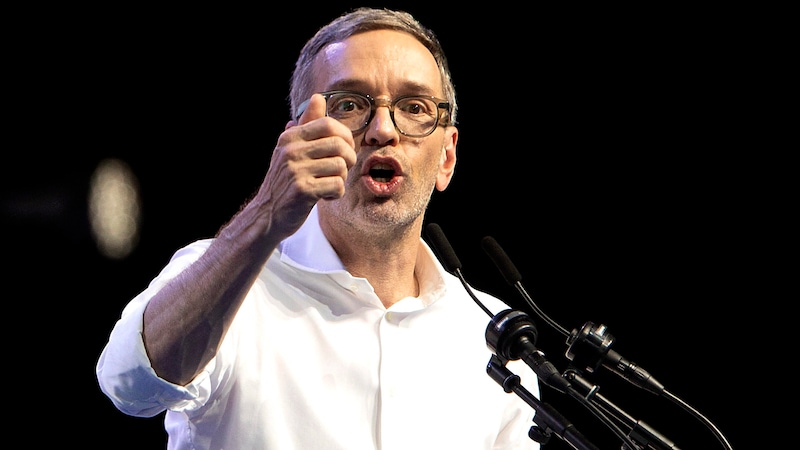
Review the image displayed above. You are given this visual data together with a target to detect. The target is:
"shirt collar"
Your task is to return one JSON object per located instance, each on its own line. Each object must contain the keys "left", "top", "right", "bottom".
{"left": 277, "top": 204, "right": 450, "bottom": 306}
{"left": 278, "top": 205, "right": 345, "bottom": 272}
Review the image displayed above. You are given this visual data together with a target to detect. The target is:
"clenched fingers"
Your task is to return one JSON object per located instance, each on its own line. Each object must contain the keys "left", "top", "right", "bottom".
{"left": 253, "top": 109, "right": 356, "bottom": 236}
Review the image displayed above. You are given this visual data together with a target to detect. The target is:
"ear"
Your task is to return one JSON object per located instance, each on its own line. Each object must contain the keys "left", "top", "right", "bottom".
{"left": 435, "top": 126, "right": 458, "bottom": 191}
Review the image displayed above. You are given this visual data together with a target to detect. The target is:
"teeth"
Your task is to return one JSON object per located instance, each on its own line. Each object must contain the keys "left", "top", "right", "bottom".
{"left": 368, "top": 162, "right": 395, "bottom": 183}
{"left": 369, "top": 164, "right": 393, "bottom": 183}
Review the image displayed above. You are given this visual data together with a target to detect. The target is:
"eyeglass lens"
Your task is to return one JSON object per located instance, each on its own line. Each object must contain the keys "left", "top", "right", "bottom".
{"left": 325, "top": 92, "right": 442, "bottom": 136}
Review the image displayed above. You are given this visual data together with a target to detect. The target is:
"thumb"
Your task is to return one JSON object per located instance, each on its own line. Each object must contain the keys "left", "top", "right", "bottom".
{"left": 293, "top": 93, "right": 327, "bottom": 126}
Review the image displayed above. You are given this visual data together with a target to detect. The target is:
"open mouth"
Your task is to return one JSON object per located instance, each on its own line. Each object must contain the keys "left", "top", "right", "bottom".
{"left": 369, "top": 163, "right": 395, "bottom": 182}
{"left": 362, "top": 157, "right": 403, "bottom": 195}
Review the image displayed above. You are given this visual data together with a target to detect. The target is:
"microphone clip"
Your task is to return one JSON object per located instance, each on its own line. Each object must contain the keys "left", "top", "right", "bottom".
{"left": 566, "top": 321, "right": 665, "bottom": 396}
{"left": 565, "top": 321, "right": 614, "bottom": 374}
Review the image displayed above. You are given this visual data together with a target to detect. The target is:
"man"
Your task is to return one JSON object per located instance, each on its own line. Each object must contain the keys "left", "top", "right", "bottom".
{"left": 97, "top": 7, "right": 539, "bottom": 449}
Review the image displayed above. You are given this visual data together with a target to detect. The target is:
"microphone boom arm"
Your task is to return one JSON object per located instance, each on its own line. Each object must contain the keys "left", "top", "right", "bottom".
{"left": 563, "top": 368, "right": 680, "bottom": 450}
{"left": 487, "top": 355, "right": 599, "bottom": 450}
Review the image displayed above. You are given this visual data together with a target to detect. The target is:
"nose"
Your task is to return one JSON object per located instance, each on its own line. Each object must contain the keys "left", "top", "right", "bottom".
{"left": 363, "top": 102, "right": 399, "bottom": 146}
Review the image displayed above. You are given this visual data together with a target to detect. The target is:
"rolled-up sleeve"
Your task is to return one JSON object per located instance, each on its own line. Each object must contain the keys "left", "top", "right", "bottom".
{"left": 95, "top": 240, "right": 214, "bottom": 417}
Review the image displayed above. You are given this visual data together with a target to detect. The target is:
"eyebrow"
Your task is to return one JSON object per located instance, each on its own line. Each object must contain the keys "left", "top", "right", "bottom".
{"left": 327, "top": 80, "right": 439, "bottom": 97}
{"left": 295, "top": 80, "right": 444, "bottom": 121}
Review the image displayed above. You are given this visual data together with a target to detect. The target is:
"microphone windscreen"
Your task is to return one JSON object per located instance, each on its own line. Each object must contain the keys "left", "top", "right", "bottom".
{"left": 481, "top": 236, "right": 523, "bottom": 285}
{"left": 425, "top": 223, "right": 462, "bottom": 272}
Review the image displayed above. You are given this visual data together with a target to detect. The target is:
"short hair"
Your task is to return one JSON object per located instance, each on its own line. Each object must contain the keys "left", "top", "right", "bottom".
{"left": 289, "top": 7, "right": 457, "bottom": 126}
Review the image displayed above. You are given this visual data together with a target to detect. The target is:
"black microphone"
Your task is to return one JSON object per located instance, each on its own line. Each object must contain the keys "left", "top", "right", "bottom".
{"left": 427, "top": 225, "right": 641, "bottom": 450}
{"left": 426, "top": 222, "right": 464, "bottom": 274}
{"left": 482, "top": 235, "right": 665, "bottom": 396}
{"left": 426, "top": 224, "right": 570, "bottom": 392}
{"left": 425, "top": 223, "right": 492, "bottom": 317}
{"left": 481, "top": 236, "right": 568, "bottom": 336}
{"left": 480, "top": 235, "right": 522, "bottom": 285}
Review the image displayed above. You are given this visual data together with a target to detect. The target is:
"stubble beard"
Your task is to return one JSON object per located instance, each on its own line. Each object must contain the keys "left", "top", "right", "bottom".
{"left": 324, "top": 176, "right": 435, "bottom": 240}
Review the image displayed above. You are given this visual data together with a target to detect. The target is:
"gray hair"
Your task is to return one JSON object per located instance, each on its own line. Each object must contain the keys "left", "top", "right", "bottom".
{"left": 289, "top": 7, "right": 457, "bottom": 126}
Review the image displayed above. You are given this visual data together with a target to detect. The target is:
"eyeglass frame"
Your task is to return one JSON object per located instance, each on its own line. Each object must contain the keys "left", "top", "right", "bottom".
{"left": 294, "top": 90, "right": 452, "bottom": 138}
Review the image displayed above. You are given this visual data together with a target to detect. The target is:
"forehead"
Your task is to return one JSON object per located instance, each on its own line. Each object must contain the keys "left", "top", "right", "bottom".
{"left": 313, "top": 29, "right": 442, "bottom": 95}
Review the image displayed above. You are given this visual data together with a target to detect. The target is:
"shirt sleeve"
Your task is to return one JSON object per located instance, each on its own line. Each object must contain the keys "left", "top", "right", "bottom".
{"left": 95, "top": 240, "right": 215, "bottom": 417}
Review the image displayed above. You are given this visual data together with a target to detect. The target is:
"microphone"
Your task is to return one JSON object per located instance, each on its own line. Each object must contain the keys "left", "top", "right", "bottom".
{"left": 481, "top": 236, "right": 568, "bottom": 336}
{"left": 425, "top": 223, "right": 492, "bottom": 317}
{"left": 426, "top": 223, "right": 569, "bottom": 392}
{"left": 480, "top": 235, "right": 522, "bottom": 285}
{"left": 425, "top": 222, "right": 464, "bottom": 275}
{"left": 426, "top": 224, "right": 641, "bottom": 450}
{"left": 484, "top": 308, "right": 641, "bottom": 450}
{"left": 481, "top": 235, "right": 665, "bottom": 396}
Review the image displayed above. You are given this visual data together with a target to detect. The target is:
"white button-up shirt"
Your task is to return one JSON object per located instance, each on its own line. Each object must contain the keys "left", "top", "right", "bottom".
{"left": 96, "top": 206, "right": 540, "bottom": 449}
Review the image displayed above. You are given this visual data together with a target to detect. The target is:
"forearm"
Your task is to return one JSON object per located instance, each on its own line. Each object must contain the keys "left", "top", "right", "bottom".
{"left": 140, "top": 110, "right": 351, "bottom": 385}
{"left": 142, "top": 202, "right": 281, "bottom": 385}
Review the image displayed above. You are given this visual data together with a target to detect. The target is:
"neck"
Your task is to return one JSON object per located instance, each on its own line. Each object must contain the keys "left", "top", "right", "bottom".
{"left": 322, "top": 217, "right": 423, "bottom": 308}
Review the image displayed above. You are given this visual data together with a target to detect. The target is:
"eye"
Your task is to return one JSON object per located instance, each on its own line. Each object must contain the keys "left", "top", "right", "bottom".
{"left": 327, "top": 94, "right": 369, "bottom": 118}
{"left": 334, "top": 99, "right": 357, "bottom": 113}
{"left": 406, "top": 103, "right": 422, "bottom": 115}
{"left": 398, "top": 98, "right": 436, "bottom": 117}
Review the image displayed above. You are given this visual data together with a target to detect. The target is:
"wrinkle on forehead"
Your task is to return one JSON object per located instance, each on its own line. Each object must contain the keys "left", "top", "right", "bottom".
{"left": 316, "top": 30, "right": 442, "bottom": 95}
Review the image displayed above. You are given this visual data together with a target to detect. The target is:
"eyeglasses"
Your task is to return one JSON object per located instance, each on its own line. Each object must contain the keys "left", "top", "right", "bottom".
{"left": 296, "top": 90, "right": 451, "bottom": 138}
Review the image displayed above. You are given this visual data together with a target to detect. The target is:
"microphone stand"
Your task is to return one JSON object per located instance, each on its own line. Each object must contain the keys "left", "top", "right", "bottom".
{"left": 487, "top": 355, "right": 599, "bottom": 450}
{"left": 486, "top": 309, "right": 641, "bottom": 450}
{"left": 425, "top": 226, "right": 696, "bottom": 449}
{"left": 566, "top": 322, "right": 733, "bottom": 450}
{"left": 481, "top": 235, "right": 734, "bottom": 450}
{"left": 563, "top": 368, "right": 679, "bottom": 450}
{"left": 488, "top": 309, "right": 681, "bottom": 449}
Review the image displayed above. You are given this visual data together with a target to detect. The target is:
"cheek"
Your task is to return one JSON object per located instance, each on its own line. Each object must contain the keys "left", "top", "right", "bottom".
{"left": 426, "top": 153, "right": 447, "bottom": 186}
{"left": 423, "top": 148, "right": 444, "bottom": 174}
{"left": 407, "top": 140, "right": 448, "bottom": 183}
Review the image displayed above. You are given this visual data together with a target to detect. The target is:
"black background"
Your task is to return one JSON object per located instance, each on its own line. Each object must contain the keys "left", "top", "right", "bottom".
{"left": 6, "top": 3, "right": 787, "bottom": 449}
